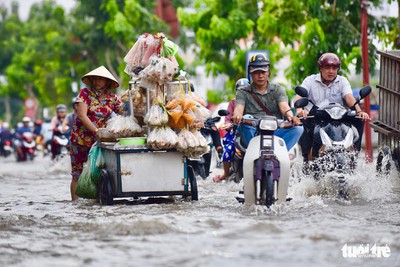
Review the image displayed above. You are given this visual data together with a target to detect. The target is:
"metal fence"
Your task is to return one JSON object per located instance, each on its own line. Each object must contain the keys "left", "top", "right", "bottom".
{"left": 370, "top": 50, "right": 400, "bottom": 169}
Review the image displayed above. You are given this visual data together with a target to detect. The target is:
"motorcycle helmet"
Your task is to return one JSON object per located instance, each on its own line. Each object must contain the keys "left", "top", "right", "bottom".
{"left": 56, "top": 104, "right": 67, "bottom": 112}
{"left": 235, "top": 78, "right": 250, "bottom": 90}
{"left": 22, "top": 116, "right": 31, "bottom": 123}
{"left": 248, "top": 54, "right": 270, "bottom": 73}
{"left": 317, "top": 53, "right": 341, "bottom": 69}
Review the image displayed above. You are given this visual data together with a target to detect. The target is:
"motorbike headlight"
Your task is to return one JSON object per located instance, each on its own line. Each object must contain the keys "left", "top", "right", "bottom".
{"left": 259, "top": 119, "right": 278, "bottom": 131}
{"left": 325, "top": 106, "right": 347, "bottom": 120}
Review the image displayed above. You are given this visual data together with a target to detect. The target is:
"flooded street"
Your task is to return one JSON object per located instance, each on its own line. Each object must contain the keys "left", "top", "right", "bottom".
{"left": 0, "top": 153, "right": 399, "bottom": 267}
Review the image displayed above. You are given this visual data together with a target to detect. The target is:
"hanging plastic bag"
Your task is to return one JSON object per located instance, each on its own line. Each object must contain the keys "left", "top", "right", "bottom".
{"left": 96, "top": 149, "right": 105, "bottom": 169}
{"left": 75, "top": 145, "right": 102, "bottom": 199}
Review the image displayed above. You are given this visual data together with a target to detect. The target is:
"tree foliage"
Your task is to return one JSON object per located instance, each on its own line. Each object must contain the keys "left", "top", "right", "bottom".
{"left": 0, "top": 0, "right": 398, "bottom": 122}
{"left": 178, "top": 0, "right": 399, "bottom": 93}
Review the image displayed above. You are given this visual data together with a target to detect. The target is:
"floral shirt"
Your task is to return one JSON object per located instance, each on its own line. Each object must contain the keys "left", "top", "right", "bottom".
{"left": 71, "top": 88, "right": 122, "bottom": 147}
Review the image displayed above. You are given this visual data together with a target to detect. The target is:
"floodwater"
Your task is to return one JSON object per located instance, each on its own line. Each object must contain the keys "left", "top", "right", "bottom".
{"left": 0, "top": 152, "right": 399, "bottom": 267}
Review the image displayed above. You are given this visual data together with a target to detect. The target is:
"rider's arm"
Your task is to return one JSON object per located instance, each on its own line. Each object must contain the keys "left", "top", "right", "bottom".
{"left": 343, "top": 93, "right": 369, "bottom": 120}
{"left": 76, "top": 102, "right": 99, "bottom": 135}
{"left": 61, "top": 115, "right": 70, "bottom": 133}
{"left": 224, "top": 99, "right": 235, "bottom": 126}
{"left": 232, "top": 103, "right": 244, "bottom": 124}
{"left": 278, "top": 102, "right": 301, "bottom": 126}
{"left": 49, "top": 117, "right": 58, "bottom": 131}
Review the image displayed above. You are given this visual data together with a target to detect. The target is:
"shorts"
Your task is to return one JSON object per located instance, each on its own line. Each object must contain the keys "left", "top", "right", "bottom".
{"left": 222, "top": 130, "right": 235, "bottom": 162}
{"left": 70, "top": 142, "right": 91, "bottom": 181}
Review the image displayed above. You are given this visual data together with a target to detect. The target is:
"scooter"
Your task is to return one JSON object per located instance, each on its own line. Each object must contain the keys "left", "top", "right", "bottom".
{"left": 295, "top": 85, "right": 372, "bottom": 199}
{"left": 220, "top": 96, "right": 308, "bottom": 207}
{"left": 16, "top": 132, "right": 36, "bottom": 161}
{"left": 188, "top": 116, "right": 222, "bottom": 179}
{"left": 232, "top": 120, "right": 301, "bottom": 184}
{"left": 0, "top": 140, "right": 13, "bottom": 157}
{"left": 51, "top": 125, "right": 69, "bottom": 160}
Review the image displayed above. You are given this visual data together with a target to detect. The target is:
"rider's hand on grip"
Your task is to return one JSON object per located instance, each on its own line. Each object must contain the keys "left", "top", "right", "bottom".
{"left": 296, "top": 109, "right": 308, "bottom": 119}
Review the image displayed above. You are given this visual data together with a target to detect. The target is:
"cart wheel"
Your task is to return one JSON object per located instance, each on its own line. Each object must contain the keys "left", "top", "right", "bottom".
{"left": 99, "top": 169, "right": 113, "bottom": 205}
{"left": 188, "top": 165, "right": 198, "bottom": 201}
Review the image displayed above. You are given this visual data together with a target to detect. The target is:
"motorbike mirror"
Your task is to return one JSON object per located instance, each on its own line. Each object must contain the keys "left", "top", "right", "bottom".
{"left": 294, "top": 98, "right": 309, "bottom": 109}
{"left": 212, "top": 116, "right": 221, "bottom": 123}
{"left": 359, "top": 85, "right": 372, "bottom": 100}
{"left": 295, "top": 86, "right": 308, "bottom": 97}
{"left": 218, "top": 109, "right": 229, "bottom": 116}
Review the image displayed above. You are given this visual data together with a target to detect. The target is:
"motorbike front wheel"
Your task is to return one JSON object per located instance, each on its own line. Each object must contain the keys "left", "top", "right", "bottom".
{"left": 261, "top": 171, "right": 274, "bottom": 207}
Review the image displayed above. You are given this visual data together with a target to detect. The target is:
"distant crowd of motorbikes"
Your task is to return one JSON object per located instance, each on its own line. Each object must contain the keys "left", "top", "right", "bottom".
{"left": 0, "top": 117, "right": 70, "bottom": 162}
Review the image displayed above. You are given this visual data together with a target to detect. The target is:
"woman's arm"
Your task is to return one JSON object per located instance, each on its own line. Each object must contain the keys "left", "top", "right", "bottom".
{"left": 76, "top": 102, "right": 98, "bottom": 134}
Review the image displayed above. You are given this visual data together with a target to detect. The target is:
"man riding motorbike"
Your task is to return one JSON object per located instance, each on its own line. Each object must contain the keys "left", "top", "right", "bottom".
{"left": 232, "top": 54, "right": 303, "bottom": 151}
{"left": 0, "top": 122, "right": 13, "bottom": 157}
{"left": 231, "top": 54, "right": 303, "bottom": 206}
{"left": 50, "top": 104, "right": 68, "bottom": 159}
{"left": 294, "top": 52, "right": 370, "bottom": 163}
{"left": 14, "top": 117, "right": 35, "bottom": 161}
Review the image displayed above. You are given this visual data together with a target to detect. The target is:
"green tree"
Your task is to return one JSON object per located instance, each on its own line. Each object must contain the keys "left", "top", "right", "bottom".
{"left": 1, "top": 0, "right": 77, "bottom": 111}
{"left": 178, "top": 0, "right": 398, "bottom": 95}
{"left": 69, "top": 0, "right": 171, "bottom": 86}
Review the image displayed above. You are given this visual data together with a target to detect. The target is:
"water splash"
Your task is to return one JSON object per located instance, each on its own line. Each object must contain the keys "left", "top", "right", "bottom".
{"left": 47, "top": 155, "right": 71, "bottom": 174}
{"left": 288, "top": 156, "right": 399, "bottom": 203}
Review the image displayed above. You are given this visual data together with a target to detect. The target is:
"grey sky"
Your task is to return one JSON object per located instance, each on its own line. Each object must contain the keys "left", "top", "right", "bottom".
{"left": 0, "top": 0, "right": 76, "bottom": 20}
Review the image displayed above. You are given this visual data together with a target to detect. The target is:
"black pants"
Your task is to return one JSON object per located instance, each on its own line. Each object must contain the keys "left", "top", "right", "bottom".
{"left": 300, "top": 119, "right": 365, "bottom": 161}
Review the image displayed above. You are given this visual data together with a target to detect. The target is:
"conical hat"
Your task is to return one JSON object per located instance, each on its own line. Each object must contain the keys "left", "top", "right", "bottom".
{"left": 81, "top": 66, "right": 119, "bottom": 89}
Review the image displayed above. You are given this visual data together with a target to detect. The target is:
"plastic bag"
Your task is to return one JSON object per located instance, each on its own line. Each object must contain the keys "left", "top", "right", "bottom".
{"left": 75, "top": 145, "right": 102, "bottom": 199}
{"left": 147, "top": 127, "right": 179, "bottom": 150}
{"left": 106, "top": 115, "right": 143, "bottom": 137}
{"left": 144, "top": 105, "right": 168, "bottom": 126}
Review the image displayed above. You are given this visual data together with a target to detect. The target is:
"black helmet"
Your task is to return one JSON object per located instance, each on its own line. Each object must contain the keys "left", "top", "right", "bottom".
{"left": 235, "top": 78, "right": 250, "bottom": 90}
{"left": 248, "top": 54, "right": 270, "bottom": 73}
{"left": 317, "top": 53, "right": 341, "bottom": 69}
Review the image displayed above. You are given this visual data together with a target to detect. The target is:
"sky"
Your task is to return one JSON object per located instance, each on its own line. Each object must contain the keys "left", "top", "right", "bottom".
{"left": 0, "top": 0, "right": 76, "bottom": 20}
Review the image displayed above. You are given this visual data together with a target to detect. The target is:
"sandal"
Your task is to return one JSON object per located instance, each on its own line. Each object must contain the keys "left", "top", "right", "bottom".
{"left": 213, "top": 174, "right": 226, "bottom": 183}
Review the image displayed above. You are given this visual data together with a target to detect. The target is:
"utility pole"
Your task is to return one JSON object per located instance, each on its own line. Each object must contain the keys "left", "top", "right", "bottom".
{"left": 361, "top": 0, "right": 373, "bottom": 162}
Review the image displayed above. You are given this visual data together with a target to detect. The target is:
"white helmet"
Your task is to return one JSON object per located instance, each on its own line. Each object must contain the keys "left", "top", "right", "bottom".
{"left": 22, "top": 116, "right": 31, "bottom": 123}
